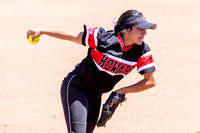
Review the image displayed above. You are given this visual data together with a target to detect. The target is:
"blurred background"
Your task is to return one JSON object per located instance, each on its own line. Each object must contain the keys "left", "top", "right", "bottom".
{"left": 0, "top": 0, "right": 200, "bottom": 132}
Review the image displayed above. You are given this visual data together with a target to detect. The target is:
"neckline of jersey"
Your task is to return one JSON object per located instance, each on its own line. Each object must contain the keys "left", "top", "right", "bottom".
{"left": 117, "top": 34, "right": 134, "bottom": 52}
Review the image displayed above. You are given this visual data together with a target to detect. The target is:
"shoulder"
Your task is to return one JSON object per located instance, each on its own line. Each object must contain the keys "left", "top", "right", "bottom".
{"left": 83, "top": 24, "right": 115, "bottom": 39}
{"left": 136, "top": 42, "right": 155, "bottom": 75}
{"left": 139, "top": 42, "right": 151, "bottom": 50}
{"left": 83, "top": 24, "right": 107, "bottom": 35}
{"left": 82, "top": 24, "right": 116, "bottom": 48}
{"left": 135, "top": 42, "right": 152, "bottom": 55}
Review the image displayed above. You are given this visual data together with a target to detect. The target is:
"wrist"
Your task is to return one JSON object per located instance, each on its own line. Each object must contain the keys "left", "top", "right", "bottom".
{"left": 115, "top": 88, "right": 126, "bottom": 94}
{"left": 33, "top": 28, "right": 44, "bottom": 35}
{"left": 40, "top": 29, "right": 46, "bottom": 35}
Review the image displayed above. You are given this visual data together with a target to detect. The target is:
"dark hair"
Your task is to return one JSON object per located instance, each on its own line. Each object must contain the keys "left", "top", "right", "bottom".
{"left": 114, "top": 10, "right": 143, "bottom": 35}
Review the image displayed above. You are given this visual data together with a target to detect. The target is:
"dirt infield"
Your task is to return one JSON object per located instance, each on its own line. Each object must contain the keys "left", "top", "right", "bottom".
{"left": 1, "top": 0, "right": 200, "bottom": 132}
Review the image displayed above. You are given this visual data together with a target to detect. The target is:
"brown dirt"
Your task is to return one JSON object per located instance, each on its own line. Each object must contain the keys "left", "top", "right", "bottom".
{"left": 1, "top": 0, "right": 200, "bottom": 132}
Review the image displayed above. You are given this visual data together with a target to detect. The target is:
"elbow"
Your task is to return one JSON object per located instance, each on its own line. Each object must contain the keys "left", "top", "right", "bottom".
{"left": 152, "top": 81, "right": 156, "bottom": 87}
{"left": 151, "top": 80, "right": 156, "bottom": 88}
{"left": 148, "top": 80, "right": 156, "bottom": 88}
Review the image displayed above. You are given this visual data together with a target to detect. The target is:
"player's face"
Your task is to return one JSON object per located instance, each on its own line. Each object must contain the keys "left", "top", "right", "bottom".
{"left": 128, "top": 26, "right": 147, "bottom": 45}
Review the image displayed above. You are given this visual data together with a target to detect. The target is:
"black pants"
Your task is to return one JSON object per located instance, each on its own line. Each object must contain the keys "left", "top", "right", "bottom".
{"left": 60, "top": 71, "right": 101, "bottom": 133}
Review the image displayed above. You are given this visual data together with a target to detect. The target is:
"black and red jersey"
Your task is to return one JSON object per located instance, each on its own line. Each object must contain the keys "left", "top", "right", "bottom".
{"left": 74, "top": 25, "right": 155, "bottom": 93}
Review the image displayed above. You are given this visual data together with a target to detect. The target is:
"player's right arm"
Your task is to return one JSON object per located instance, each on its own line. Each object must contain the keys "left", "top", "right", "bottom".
{"left": 27, "top": 28, "right": 83, "bottom": 44}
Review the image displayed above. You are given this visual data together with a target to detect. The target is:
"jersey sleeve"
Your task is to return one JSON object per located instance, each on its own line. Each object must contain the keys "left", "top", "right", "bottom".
{"left": 136, "top": 44, "right": 156, "bottom": 75}
{"left": 82, "top": 24, "right": 103, "bottom": 49}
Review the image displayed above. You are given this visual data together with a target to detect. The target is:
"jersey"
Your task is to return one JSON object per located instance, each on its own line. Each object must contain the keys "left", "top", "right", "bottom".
{"left": 74, "top": 24, "right": 155, "bottom": 94}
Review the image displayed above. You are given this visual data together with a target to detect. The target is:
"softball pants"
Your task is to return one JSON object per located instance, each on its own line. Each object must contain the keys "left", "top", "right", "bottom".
{"left": 60, "top": 71, "right": 101, "bottom": 133}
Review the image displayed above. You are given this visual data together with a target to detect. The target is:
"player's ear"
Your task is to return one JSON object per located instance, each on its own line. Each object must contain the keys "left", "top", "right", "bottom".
{"left": 123, "top": 28, "right": 132, "bottom": 34}
{"left": 127, "top": 27, "right": 132, "bottom": 32}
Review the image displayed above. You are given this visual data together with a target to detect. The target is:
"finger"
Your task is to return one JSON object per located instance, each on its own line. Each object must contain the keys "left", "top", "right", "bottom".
{"left": 32, "top": 34, "right": 40, "bottom": 41}
{"left": 27, "top": 30, "right": 34, "bottom": 39}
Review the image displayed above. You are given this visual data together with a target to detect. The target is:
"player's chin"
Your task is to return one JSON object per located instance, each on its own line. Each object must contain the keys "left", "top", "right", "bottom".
{"left": 135, "top": 41, "right": 143, "bottom": 45}
{"left": 135, "top": 38, "right": 144, "bottom": 45}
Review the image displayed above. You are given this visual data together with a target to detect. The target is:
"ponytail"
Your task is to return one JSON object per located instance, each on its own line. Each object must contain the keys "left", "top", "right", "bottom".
{"left": 114, "top": 25, "right": 120, "bottom": 35}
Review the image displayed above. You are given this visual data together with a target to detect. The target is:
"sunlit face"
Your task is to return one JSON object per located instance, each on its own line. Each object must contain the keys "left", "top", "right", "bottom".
{"left": 126, "top": 26, "right": 147, "bottom": 45}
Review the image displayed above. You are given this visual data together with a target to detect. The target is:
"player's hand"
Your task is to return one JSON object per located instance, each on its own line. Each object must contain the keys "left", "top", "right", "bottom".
{"left": 97, "top": 92, "right": 126, "bottom": 127}
{"left": 27, "top": 28, "right": 42, "bottom": 41}
{"left": 107, "top": 90, "right": 125, "bottom": 107}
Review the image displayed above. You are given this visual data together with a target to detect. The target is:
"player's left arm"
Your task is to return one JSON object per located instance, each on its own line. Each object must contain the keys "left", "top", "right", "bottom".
{"left": 115, "top": 71, "right": 156, "bottom": 94}
{"left": 97, "top": 72, "right": 156, "bottom": 127}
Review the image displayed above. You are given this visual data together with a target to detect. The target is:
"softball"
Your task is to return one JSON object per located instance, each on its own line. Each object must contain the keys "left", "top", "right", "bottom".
{"left": 28, "top": 34, "right": 40, "bottom": 44}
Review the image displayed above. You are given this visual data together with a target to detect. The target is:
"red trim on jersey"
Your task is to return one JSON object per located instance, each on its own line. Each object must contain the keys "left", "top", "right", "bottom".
{"left": 91, "top": 49, "right": 103, "bottom": 63}
{"left": 88, "top": 27, "right": 97, "bottom": 48}
{"left": 124, "top": 44, "right": 134, "bottom": 52}
{"left": 137, "top": 54, "right": 154, "bottom": 69}
{"left": 117, "top": 34, "right": 134, "bottom": 52}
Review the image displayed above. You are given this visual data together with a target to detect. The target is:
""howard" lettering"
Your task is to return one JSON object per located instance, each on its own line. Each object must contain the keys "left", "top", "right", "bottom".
{"left": 98, "top": 55, "right": 134, "bottom": 75}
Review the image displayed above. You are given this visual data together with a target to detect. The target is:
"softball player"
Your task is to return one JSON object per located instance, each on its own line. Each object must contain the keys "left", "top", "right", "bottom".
{"left": 27, "top": 9, "right": 157, "bottom": 133}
